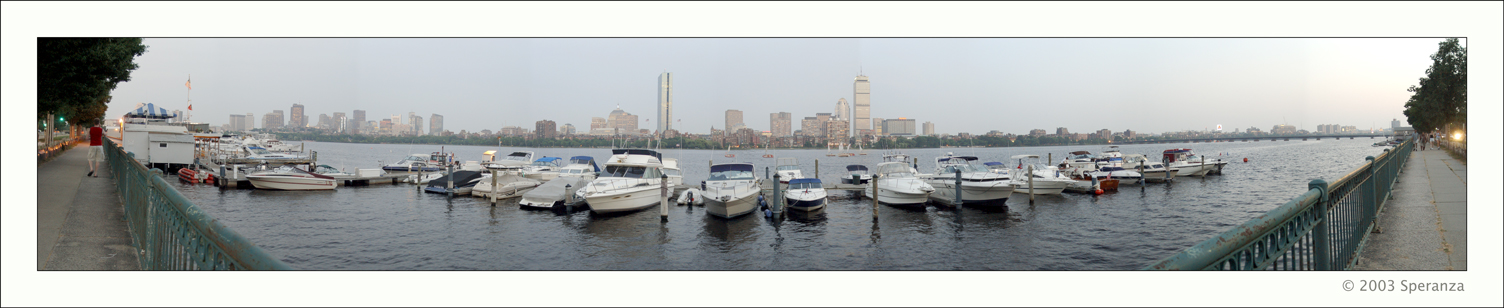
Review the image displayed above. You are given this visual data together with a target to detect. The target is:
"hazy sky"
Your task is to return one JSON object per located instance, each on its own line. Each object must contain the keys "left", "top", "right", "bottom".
{"left": 106, "top": 38, "right": 1445, "bottom": 135}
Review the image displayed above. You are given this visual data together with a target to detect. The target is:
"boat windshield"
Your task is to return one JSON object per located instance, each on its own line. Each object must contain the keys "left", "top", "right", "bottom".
{"left": 505, "top": 153, "right": 530, "bottom": 161}
{"left": 790, "top": 182, "right": 821, "bottom": 189}
{"left": 531, "top": 160, "right": 555, "bottom": 167}
{"left": 709, "top": 164, "right": 755, "bottom": 181}
{"left": 249, "top": 147, "right": 273, "bottom": 155}
{"left": 406, "top": 155, "right": 428, "bottom": 162}
{"left": 776, "top": 165, "right": 799, "bottom": 171}
{"left": 939, "top": 164, "right": 979, "bottom": 174}
{"left": 601, "top": 165, "right": 648, "bottom": 178}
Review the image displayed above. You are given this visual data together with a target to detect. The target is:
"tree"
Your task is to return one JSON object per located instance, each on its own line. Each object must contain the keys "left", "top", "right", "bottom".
{"left": 1403, "top": 38, "right": 1466, "bottom": 133}
{"left": 38, "top": 38, "right": 149, "bottom": 122}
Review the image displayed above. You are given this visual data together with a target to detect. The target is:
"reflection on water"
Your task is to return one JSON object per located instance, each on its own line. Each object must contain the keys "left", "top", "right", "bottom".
{"left": 173, "top": 138, "right": 1391, "bottom": 270}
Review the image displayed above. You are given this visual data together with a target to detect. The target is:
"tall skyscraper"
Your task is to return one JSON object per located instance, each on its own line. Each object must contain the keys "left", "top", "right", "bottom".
{"left": 770, "top": 112, "right": 792, "bottom": 137}
{"left": 923, "top": 121, "right": 934, "bottom": 136}
{"left": 246, "top": 113, "right": 254, "bottom": 130}
{"left": 352, "top": 110, "right": 365, "bottom": 134}
{"left": 429, "top": 114, "right": 443, "bottom": 136}
{"left": 834, "top": 98, "right": 849, "bottom": 121}
{"left": 332, "top": 112, "right": 346, "bottom": 132}
{"left": 536, "top": 120, "right": 557, "bottom": 139}
{"left": 290, "top": 104, "right": 306, "bottom": 128}
{"left": 410, "top": 114, "right": 423, "bottom": 135}
{"left": 657, "top": 72, "right": 672, "bottom": 137}
{"left": 725, "top": 109, "right": 744, "bottom": 132}
{"left": 853, "top": 74, "right": 871, "bottom": 137}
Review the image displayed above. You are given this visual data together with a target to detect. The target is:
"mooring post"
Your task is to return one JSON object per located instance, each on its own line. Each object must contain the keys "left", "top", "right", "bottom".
{"left": 660, "top": 173, "right": 669, "bottom": 222}
{"left": 871, "top": 174, "right": 880, "bottom": 219}
{"left": 1138, "top": 163, "right": 1145, "bottom": 191}
{"left": 219, "top": 165, "right": 226, "bottom": 188}
{"left": 1028, "top": 164, "right": 1035, "bottom": 203}
{"left": 446, "top": 165, "right": 454, "bottom": 199}
{"left": 490, "top": 169, "right": 498, "bottom": 205}
{"left": 814, "top": 159, "right": 819, "bottom": 180}
{"left": 953, "top": 169, "right": 963, "bottom": 208}
{"left": 564, "top": 183, "right": 573, "bottom": 212}
{"left": 773, "top": 172, "right": 783, "bottom": 218}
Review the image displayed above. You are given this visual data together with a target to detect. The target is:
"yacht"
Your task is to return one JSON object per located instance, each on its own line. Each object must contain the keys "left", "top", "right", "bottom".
{"left": 247, "top": 165, "right": 337, "bottom": 191}
{"left": 842, "top": 165, "right": 872, "bottom": 185}
{"left": 1088, "top": 166, "right": 1144, "bottom": 185}
{"left": 784, "top": 178, "right": 827, "bottom": 211}
{"left": 865, "top": 162, "right": 935, "bottom": 206}
{"left": 471, "top": 170, "right": 541, "bottom": 199}
{"left": 521, "top": 156, "right": 564, "bottom": 181}
{"left": 242, "top": 146, "right": 308, "bottom": 160}
{"left": 1004, "top": 155, "right": 1072, "bottom": 195}
{"left": 580, "top": 149, "right": 673, "bottom": 214}
{"left": 484, "top": 151, "right": 535, "bottom": 169}
{"left": 425, "top": 170, "right": 486, "bottom": 195}
{"left": 702, "top": 163, "right": 761, "bottom": 218}
{"left": 923, "top": 154, "right": 1013, "bottom": 206}
{"left": 662, "top": 158, "right": 684, "bottom": 187}
{"left": 1162, "top": 149, "right": 1227, "bottom": 176}
{"left": 1121, "top": 154, "right": 1178, "bottom": 182}
{"left": 774, "top": 157, "right": 803, "bottom": 183}
{"left": 383, "top": 152, "right": 450, "bottom": 172}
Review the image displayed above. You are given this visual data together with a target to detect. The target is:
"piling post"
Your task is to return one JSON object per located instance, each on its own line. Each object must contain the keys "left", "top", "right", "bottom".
{"left": 564, "top": 184, "right": 573, "bottom": 212}
{"left": 660, "top": 173, "right": 669, "bottom": 222}
{"left": 446, "top": 165, "right": 454, "bottom": 199}
{"left": 871, "top": 174, "right": 880, "bottom": 219}
{"left": 814, "top": 159, "right": 819, "bottom": 180}
{"left": 953, "top": 169, "right": 963, "bottom": 207}
{"left": 1138, "top": 163, "right": 1145, "bottom": 191}
{"left": 773, "top": 172, "right": 783, "bottom": 218}
{"left": 1028, "top": 165, "right": 1035, "bottom": 203}
{"left": 490, "top": 169, "right": 498, "bottom": 205}
{"left": 219, "top": 165, "right": 227, "bottom": 188}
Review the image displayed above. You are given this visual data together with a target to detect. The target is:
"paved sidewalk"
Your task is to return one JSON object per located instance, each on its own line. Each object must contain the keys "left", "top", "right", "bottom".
{"left": 37, "top": 145, "right": 139, "bottom": 270}
{"left": 1355, "top": 148, "right": 1466, "bottom": 270}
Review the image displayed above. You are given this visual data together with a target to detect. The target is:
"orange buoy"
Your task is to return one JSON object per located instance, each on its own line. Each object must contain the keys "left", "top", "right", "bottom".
{"left": 1094, "top": 189, "right": 1104, "bottom": 195}
{"left": 1243, "top": 157, "right": 1248, "bottom": 163}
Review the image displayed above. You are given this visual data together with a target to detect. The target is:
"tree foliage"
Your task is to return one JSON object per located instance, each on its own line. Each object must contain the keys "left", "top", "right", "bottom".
{"left": 1403, "top": 38, "right": 1466, "bottom": 133}
{"left": 38, "top": 38, "right": 148, "bottom": 123}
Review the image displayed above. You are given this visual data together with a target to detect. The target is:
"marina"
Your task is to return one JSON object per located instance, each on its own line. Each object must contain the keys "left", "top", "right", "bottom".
{"left": 154, "top": 138, "right": 1394, "bottom": 270}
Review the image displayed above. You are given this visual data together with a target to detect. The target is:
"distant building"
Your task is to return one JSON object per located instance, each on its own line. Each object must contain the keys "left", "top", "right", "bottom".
{"left": 657, "top": 72, "right": 673, "bottom": 137}
{"left": 834, "top": 98, "right": 850, "bottom": 122}
{"left": 560, "top": 123, "right": 576, "bottom": 135}
{"left": 725, "top": 109, "right": 743, "bottom": 132}
{"left": 228, "top": 114, "right": 249, "bottom": 132}
{"left": 607, "top": 107, "right": 639, "bottom": 134}
{"left": 883, "top": 118, "right": 916, "bottom": 136}
{"left": 410, "top": 114, "right": 423, "bottom": 136}
{"left": 590, "top": 117, "right": 607, "bottom": 131}
{"left": 1123, "top": 129, "right": 1136, "bottom": 139}
{"left": 429, "top": 114, "right": 443, "bottom": 136}
{"left": 801, "top": 117, "right": 823, "bottom": 140}
{"left": 317, "top": 114, "right": 331, "bottom": 130}
{"left": 853, "top": 74, "right": 871, "bottom": 138}
{"left": 1056, "top": 127, "right": 1070, "bottom": 137}
{"left": 351, "top": 110, "right": 365, "bottom": 135}
{"left": 1029, "top": 129, "right": 1047, "bottom": 137}
{"left": 536, "top": 120, "right": 557, "bottom": 139}
{"left": 1096, "top": 129, "right": 1111, "bottom": 140}
{"left": 770, "top": 112, "right": 792, "bottom": 137}
{"left": 872, "top": 117, "right": 885, "bottom": 135}
{"left": 379, "top": 119, "right": 393, "bottom": 134}
{"left": 1272, "top": 124, "right": 1297, "bottom": 135}
{"left": 922, "top": 121, "right": 934, "bottom": 136}
{"left": 290, "top": 104, "right": 306, "bottom": 128}
{"left": 332, "top": 112, "right": 346, "bottom": 133}
{"left": 826, "top": 119, "right": 849, "bottom": 146}
{"left": 262, "top": 110, "right": 284, "bottom": 131}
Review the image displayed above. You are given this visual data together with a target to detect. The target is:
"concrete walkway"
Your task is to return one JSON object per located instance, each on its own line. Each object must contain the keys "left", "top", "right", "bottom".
{"left": 37, "top": 145, "right": 139, "bottom": 270}
{"left": 1355, "top": 147, "right": 1466, "bottom": 270}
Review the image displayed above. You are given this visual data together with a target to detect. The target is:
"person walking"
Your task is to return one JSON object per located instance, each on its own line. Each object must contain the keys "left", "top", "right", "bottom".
{"left": 87, "top": 123, "right": 104, "bottom": 177}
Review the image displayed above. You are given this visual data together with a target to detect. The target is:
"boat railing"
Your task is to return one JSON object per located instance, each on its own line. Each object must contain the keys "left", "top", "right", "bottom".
{"left": 1145, "top": 137, "right": 1414, "bottom": 270}
{"left": 104, "top": 139, "right": 293, "bottom": 270}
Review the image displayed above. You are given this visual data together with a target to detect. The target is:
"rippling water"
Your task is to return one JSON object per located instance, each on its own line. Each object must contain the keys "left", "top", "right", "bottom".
{"left": 168, "top": 138, "right": 1391, "bottom": 270}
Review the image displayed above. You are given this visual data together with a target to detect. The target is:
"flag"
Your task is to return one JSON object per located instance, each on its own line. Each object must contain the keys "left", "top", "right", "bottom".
{"left": 188, "top": 104, "right": 193, "bottom": 111}
{"left": 1017, "top": 162, "right": 1022, "bottom": 169}
{"left": 185, "top": 77, "right": 191, "bottom": 90}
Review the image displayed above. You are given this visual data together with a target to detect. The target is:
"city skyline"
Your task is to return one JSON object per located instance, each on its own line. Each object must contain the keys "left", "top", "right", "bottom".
{"left": 102, "top": 38, "right": 1446, "bottom": 137}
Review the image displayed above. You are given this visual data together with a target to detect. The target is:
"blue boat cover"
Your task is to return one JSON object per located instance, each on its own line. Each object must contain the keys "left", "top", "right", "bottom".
{"left": 710, "top": 163, "right": 755, "bottom": 173}
{"left": 938, "top": 156, "right": 978, "bottom": 162}
{"left": 845, "top": 165, "right": 868, "bottom": 171}
{"left": 570, "top": 156, "right": 600, "bottom": 172}
{"left": 788, "top": 178, "right": 822, "bottom": 184}
{"left": 983, "top": 162, "right": 1005, "bottom": 166}
{"left": 535, "top": 157, "right": 562, "bottom": 162}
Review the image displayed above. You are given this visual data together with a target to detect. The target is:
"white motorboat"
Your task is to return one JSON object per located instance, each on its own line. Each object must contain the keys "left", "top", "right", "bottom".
{"left": 1003, "top": 155, "right": 1072, "bottom": 195}
{"left": 518, "top": 174, "right": 591, "bottom": 209}
{"left": 1121, "top": 154, "right": 1178, "bottom": 182}
{"left": 425, "top": 170, "right": 486, "bottom": 195}
{"left": 923, "top": 153, "right": 1013, "bottom": 206}
{"left": 784, "top": 178, "right": 828, "bottom": 211}
{"left": 242, "top": 146, "right": 309, "bottom": 160}
{"left": 521, "top": 156, "right": 564, "bottom": 181}
{"left": 383, "top": 152, "right": 450, "bottom": 172}
{"left": 865, "top": 162, "right": 935, "bottom": 206}
{"left": 703, "top": 163, "right": 761, "bottom": 218}
{"left": 471, "top": 170, "right": 542, "bottom": 199}
{"left": 1062, "top": 150, "right": 1097, "bottom": 169}
{"left": 1089, "top": 166, "right": 1144, "bottom": 185}
{"left": 483, "top": 151, "right": 535, "bottom": 170}
{"left": 1162, "top": 149, "right": 1227, "bottom": 176}
{"left": 580, "top": 149, "right": 673, "bottom": 214}
{"left": 842, "top": 165, "right": 872, "bottom": 185}
{"left": 662, "top": 158, "right": 684, "bottom": 188}
{"left": 247, "top": 165, "right": 337, "bottom": 190}
{"left": 774, "top": 157, "right": 803, "bottom": 183}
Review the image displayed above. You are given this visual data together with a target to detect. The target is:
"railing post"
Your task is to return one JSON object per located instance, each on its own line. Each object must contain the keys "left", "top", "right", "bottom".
{"left": 1309, "top": 179, "right": 1330, "bottom": 270}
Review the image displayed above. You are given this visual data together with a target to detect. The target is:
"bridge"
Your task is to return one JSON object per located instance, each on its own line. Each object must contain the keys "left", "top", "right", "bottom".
{"left": 1119, "top": 134, "right": 1389, "bottom": 145}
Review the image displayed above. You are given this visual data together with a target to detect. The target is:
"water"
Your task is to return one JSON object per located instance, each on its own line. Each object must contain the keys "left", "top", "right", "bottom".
{"left": 170, "top": 138, "right": 1392, "bottom": 270}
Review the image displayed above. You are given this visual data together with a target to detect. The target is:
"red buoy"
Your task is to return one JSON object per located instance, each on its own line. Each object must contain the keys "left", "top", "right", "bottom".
{"left": 1094, "top": 189, "right": 1104, "bottom": 195}
{"left": 1243, "top": 157, "right": 1249, "bottom": 163}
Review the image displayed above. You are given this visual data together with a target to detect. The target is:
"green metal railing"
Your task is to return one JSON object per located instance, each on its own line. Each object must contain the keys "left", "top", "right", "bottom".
{"left": 106, "top": 139, "right": 292, "bottom": 270}
{"left": 1145, "top": 137, "right": 1413, "bottom": 270}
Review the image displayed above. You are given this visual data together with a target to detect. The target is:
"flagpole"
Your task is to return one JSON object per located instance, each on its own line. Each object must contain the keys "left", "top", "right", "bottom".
{"left": 185, "top": 75, "right": 192, "bottom": 123}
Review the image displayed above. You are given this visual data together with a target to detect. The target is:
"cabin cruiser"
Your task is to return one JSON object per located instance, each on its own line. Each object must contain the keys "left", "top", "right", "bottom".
{"left": 471, "top": 170, "right": 542, "bottom": 199}
{"left": 1003, "top": 155, "right": 1072, "bottom": 195}
{"left": 424, "top": 170, "right": 485, "bottom": 195}
{"left": 774, "top": 157, "right": 803, "bottom": 183}
{"left": 483, "top": 151, "right": 535, "bottom": 169}
{"left": 842, "top": 165, "right": 872, "bottom": 185}
{"left": 1088, "top": 166, "right": 1144, "bottom": 185}
{"left": 1121, "top": 154, "right": 1178, "bottom": 182}
{"left": 702, "top": 163, "right": 761, "bottom": 218}
{"left": 923, "top": 154, "right": 1013, "bottom": 206}
{"left": 517, "top": 156, "right": 600, "bottom": 207}
{"left": 662, "top": 158, "right": 684, "bottom": 187}
{"left": 865, "top": 162, "right": 935, "bottom": 206}
{"left": 521, "top": 157, "right": 564, "bottom": 181}
{"left": 247, "top": 165, "right": 337, "bottom": 190}
{"left": 242, "top": 146, "right": 308, "bottom": 160}
{"left": 580, "top": 149, "right": 673, "bottom": 214}
{"left": 383, "top": 152, "right": 452, "bottom": 172}
{"left": 784, "top": 178, "right": 828, "bottom": 211}
{"left": 1062, "top": 151, "right": 1097, "bottom": 169}
{"left": 1162, "top": 149, "right": 1227, "bottom": 176}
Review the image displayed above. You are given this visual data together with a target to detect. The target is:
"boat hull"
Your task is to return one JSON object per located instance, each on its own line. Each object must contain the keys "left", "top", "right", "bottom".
{"left": 247, "top": 175, "right": 337, "bottom": 191}
{"left": 865, "top": 186, "right": 930, "bottom": 205}
{"left": 784, "top": 188, "right": 828, "bottom": 211}
{"left": 584, "top": 187, "right": 664, "bottom": 214}
{"left": 927, "top": 180, "right": 1013, "bottom": 206}
{"left": 704, "top": 193, "right": 758, "bottom": 218}
{"left": 1010, "top": 179, "right": 1070, "bottom": 195}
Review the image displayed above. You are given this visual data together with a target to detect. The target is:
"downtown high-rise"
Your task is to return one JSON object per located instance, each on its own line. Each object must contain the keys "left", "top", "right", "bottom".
{"left": 657, "top": 72, "right": 673, "bottom": 137}
{"left": 853, "top": 74, "right": 871, "bottom": 138}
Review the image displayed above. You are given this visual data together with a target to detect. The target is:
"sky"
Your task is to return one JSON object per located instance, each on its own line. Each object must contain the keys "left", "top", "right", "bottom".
{"left": 105, "top": 38, "right": 1447, "bottom": 135}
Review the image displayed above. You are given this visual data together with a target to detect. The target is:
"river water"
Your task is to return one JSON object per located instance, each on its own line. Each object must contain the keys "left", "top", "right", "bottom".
{"left": 168, "top": 138, "right": 1391, "bottom": 270}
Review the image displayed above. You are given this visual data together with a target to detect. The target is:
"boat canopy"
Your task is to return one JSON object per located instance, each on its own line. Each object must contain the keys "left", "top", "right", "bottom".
{"left": 874, "top": 162, "right": 915, "bottom": 176}
{"left": 938, "top": 156, "right": 978, "bottom": 162}
{"left": 533, "top": 157, "right": 562, "bottom": 164}
{"left": 1163, "top": 149, "right": 1193, "bottom": 153}
{"left": 569, "top": 156, "right": 600, "bottom": 172}
{"left": 846, "top": 165, "right": 869, "bottom": 172}
{"left": 1010, "top": 154, "right": 1041, "bottom": 159}
{"left": 1069, "top": 151, "right": 1092, "bottom": 155}
{"left": 709, "top": 163, "right": 756, "bottom": 181}
{"left": 788, "top": 178, "right": 822, "bottom": 184}
{"left": 612, "top": 149, "right": 663, "bottom": 161}
{"left": 983, "top": 162, "right": 1005, "bottom": 166}
{"left": 125, "top": 103, "right": 176, "bottom": 119}
{"left": 1098, "top": 166, "right": 1129, "bottom": 172}
{"left": 788, "top": 178, "right": 822, "bottom": 189}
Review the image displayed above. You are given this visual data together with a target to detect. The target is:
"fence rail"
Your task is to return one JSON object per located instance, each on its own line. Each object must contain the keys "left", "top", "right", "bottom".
{"left": 106, "top": 139, "right": 292, "bottom": 270}
{"left": 1145, "top": 137, "right": 1413, "bottom": 270}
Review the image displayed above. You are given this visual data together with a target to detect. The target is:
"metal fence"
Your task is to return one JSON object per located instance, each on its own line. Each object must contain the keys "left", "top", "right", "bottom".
{"left": 1144, "top": 137, "right": 1414, "bottom": 270}
{"left": 106, "top": 139, "right": 292, "bottom": 270}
